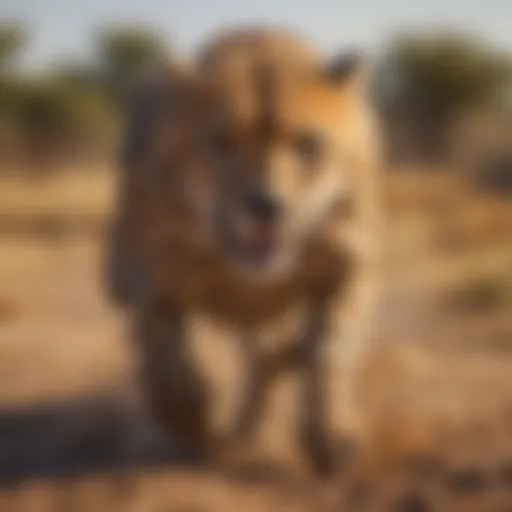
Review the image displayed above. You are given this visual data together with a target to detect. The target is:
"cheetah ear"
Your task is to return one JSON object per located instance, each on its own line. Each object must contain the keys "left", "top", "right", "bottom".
{"left": 324, "top": 50, "right": 368, "bottom": 90}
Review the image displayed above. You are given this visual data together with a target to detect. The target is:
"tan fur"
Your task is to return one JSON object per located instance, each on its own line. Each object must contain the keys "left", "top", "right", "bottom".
{"left": 105, "top": 26, "right": 383, "bottom": 474}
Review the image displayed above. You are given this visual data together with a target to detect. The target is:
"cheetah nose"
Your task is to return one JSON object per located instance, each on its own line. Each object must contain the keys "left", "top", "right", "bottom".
{"left": 244, "top": 190, "right": 282, "bottom": 224}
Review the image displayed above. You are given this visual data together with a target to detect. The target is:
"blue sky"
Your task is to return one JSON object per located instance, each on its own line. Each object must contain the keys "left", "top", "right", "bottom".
{"left": 2, "top": 0, "right": 511, "bottom": 69}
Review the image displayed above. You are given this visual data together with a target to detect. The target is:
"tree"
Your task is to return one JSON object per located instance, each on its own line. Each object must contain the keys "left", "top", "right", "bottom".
{"left": 0, "top": 22, "right": 26, "bottom": 70}
{"left": 376, "top": 30, "right": 511, "bottom": 163}
{"left": 0, "top": 23, "right": 28, "bottom": 165}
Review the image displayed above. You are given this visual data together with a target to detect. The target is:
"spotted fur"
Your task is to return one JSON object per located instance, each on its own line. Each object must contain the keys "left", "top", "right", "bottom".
{"left": 105, "top": 26, "right": 383, "bottom": 475}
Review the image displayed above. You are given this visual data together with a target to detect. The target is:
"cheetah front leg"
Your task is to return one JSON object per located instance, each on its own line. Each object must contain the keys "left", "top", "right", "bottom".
{"left": 297, "top": 299, "right": 341, "bottom": 475}
{"left": 134, "top": 299, "right": 212, "bottom": 456}
{"left": 298, "top": 271, "right": 379, "bottom": 476}
{"left": 231, "top": 340, "right": 302, "bottom": 442}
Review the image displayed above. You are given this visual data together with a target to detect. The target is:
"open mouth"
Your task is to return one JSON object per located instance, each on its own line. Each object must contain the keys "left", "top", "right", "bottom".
{"left": 229, "top": 217, "right": 281, "bottom": 267}
{"left": 241, "top": 226, "right": 278, "bottom": 262}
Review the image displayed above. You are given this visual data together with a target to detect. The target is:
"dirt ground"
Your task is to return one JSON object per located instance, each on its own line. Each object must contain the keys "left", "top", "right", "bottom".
{"left": 0, "top": 168, "right": 511, "bottom": 511}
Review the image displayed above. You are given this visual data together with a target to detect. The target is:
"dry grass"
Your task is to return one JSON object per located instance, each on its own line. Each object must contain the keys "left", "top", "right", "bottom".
{"left": 0, "top": 167, "right": 510, "bottom": 510}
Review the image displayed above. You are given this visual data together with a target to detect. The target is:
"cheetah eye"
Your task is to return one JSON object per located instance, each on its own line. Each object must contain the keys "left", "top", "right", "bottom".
{"left": 292, "top": 130, "right": 324, "bottom": 167}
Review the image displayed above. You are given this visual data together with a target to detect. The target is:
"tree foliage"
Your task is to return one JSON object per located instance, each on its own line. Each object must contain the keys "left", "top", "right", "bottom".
{"left": 0, "top": 22, "right": 26, "bottom": 68}
{"left": 0, "top": 23, "right": 168, "bottom": 172}
{"left": 390, "top": 32, "right": 509, "bottom": 112}
{"left": 376, "top": 30, "right": 511, "bottom": 162}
